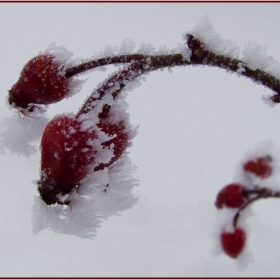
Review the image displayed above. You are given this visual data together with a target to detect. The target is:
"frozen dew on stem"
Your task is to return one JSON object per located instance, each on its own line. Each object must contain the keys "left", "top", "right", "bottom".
{"left": 242, "top": 41, "right": 279, "bottom": 74}
{"left": 187, "top": 16, "right": 280, "bottom": 106}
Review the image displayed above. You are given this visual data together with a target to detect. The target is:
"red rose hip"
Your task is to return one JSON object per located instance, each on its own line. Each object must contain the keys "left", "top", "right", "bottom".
{"left": 215, "top": 183, "right": 247, "bottom": 209}
{"left": 8, "top": 54, "right": 69, "bottom": 112}
{"left": 38, "top": 110, "right": 129, "bottom": 205}
{"left": 243, "top": 156, "right": 272, "bottom": 178}
{"left": 221, "top": 228, "right": 246, "bottom": 258}
{"left": 39, "top": 114, "right": 98, "bottom": 205}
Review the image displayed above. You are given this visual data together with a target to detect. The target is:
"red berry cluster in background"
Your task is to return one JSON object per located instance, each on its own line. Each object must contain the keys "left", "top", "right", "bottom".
{"left": 215, "top": 155, "right": 279, "bottom": 258}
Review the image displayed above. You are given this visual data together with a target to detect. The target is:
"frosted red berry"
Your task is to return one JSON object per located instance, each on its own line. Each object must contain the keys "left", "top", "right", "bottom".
{"left": 8, "top": 54, "right": 69, "bottom": 111}
{"left": 215, "top": 183, "right": 247, "bottom": 209}
{"left": 221, "top": 228, "right": 246, "bottom": 258}
{"left": 38, "top": 111, "right": 129, "bottom": 205}
{"left": 39, "top": 115, "right": 98, "bottom": 195}
{"left": 243, "top": 156, "right": 272, "bottom": 178}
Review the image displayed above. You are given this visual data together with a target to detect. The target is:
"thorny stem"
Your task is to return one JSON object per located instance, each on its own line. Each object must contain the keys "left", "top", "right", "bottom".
{"left": 76, "top": 54, "right": 190, "bottom": 117}
{"left": 65, "top": 54, "right": 147, "bottom": 78}
{"left": 233, "top": 187, "right": 280, "bottom": 227}
{"left": 207, "top": 54, "right": 280, "bottom": 100}
{"left": 35, "top": 36, "right": 280, "bottom": 208}
{"left": 66, "top": 34, "right": 280, "bottom": 113}
{"left": 76, "top": 60, "right": 147, "bottom": 117}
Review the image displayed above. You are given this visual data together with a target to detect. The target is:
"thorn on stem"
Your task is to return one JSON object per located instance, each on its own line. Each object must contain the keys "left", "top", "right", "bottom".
{"left": 270, "top": 94, "right": 280, "bottom": 103}
{"left": 186, "top": 34, "right": 209, "bottom": 60}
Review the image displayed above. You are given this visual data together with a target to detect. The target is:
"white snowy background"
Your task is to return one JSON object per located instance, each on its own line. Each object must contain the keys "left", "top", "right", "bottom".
{"left": 1, "top": 3, "right": 280, "bottom": 277}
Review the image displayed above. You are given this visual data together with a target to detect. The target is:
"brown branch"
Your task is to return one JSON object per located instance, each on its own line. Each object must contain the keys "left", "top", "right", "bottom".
{"left": 76, "top": 55, "right": 191, "bottom": 117}
{"left": 233, "top": 187, "right": 280, "bottom": 227}
{"left": 68, "top": 34, "right": 280, "bottom": 111}
{"left": 187, "top": 34, "right": 280, "bottom": 100}
{"left": 65, "top": 54, "right": 146, "bottom": 78}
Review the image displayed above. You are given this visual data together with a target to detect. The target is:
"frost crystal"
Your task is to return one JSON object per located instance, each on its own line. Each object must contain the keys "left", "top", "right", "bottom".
{"left": 242, "top": 42, "right": 275, "bottom": 71}
{"left": 0, "top": 111, "right": 48, "bottom": 156}
{"left": 32, "top": 154, "right": 138, "bottom": 239}
{"left": 42, "top": 42, "right": 74, "bottom": 69}
{"left": 188, "top": 15, "right": 240, "bottom": 59}
{"left": 241, "top": 41, "right": 280, "bottom": 79}
{"left": 236, "top": 62, "right": 246, "bottom": 74}
{"left": 41, "top": 42, "right": 85, "bottom": 99}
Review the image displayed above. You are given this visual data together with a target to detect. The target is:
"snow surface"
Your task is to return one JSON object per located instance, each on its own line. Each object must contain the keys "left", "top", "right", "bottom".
{"left": 1, "top": 3, "right": 280, "bottom": 277}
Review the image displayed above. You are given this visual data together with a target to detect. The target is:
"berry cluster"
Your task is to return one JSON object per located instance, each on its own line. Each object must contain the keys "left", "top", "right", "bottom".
{"left": 7, "top": 33, "right": 280, "bottom": 252}
{"left": 215, "top": 155, "right": 276, "bottom": 258}
{"left": 8, "top": 52, "right": 138, "bottom": 206}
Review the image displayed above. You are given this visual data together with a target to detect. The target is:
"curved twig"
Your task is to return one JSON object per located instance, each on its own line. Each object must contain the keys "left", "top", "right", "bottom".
{"left": 69, "top": 34, "right": 280, "bottom": 114}
{"left": 233, "top": 187, "right": 280, "bottom": 227}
